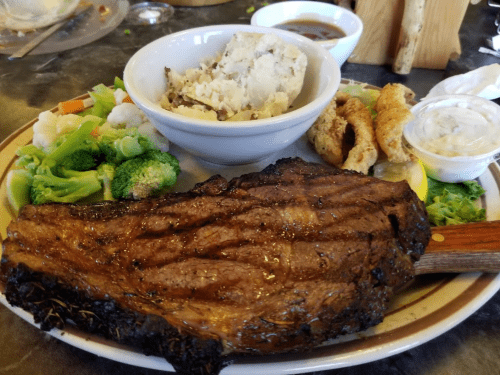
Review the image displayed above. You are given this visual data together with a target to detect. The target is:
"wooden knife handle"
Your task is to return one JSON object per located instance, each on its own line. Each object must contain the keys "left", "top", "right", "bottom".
{"left": 415, "top": 221, "right": 500, "bottom": 274}
{"left": 392, "top": 0, "right": 426, "bottom": 75}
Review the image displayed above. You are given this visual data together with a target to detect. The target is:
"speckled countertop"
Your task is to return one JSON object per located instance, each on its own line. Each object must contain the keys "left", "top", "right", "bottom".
{"left": 1, "top": 1, "right": 500, "bottom": 375}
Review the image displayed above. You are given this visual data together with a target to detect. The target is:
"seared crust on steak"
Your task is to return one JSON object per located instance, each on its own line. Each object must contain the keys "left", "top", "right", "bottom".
{"left": 1, "top": 157, "right": 430, "bottom": 375}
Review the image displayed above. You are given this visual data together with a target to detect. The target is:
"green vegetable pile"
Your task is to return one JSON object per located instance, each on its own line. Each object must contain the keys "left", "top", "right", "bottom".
{"left": 7, "top": 78, "right": 180, "bottom": 214}
{"left": 425, "top": 177, "right": 486, "bottom": 226}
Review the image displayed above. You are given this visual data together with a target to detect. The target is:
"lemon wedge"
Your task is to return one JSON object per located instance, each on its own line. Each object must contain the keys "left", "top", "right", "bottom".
{"left": 373, "top": 159, "right": 428, "bottom": 202}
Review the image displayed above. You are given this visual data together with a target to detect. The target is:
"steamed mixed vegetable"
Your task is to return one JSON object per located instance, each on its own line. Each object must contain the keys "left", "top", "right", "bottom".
{"left": 7, "top": 78, "right": 180, "bottom": 214}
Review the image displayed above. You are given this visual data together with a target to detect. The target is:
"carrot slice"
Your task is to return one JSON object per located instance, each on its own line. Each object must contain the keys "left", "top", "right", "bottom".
{"left": 122, "top": 95, "right": 134, "bottom": 104}
{"left": 58, "top": 97, "right": 94, "bottom": 115}
{"left": 58, "top": 93, "right": 132, "bottom": 115}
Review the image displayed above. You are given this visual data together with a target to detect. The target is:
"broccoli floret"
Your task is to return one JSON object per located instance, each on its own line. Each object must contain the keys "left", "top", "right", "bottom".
{"left": 79, "top": 84, "right": 117, "bottom": 118}
{"left": 44, "top": 119, "right": 100, "bottom": 166}
{"left": 7, "top": 169, "right": 34, "bottom": 214}
{"left": 98, "top": 127, "right": 157, "bottom": 164}
{"left": 145, "top": 148, "right": 181, "bottom": 174}
{"left": 29, "top": 120, "right": 104, "bottom": 205}
{"left": 111, "top": 150, "right": 180, "bottom": 200}
{"left": 97, "top": 163, "right": 116, "bottom": 201}
{"left": 15, "top": 144, "right": 46, "bottom": 174}
{"left": 47, "top": 124, "right": 102, "bottom": 172}
{"left": 30, "top": 165, "right": 102, "bottom": 205}
{"left": 7, "top": 120, "right": 104, "bottom": 211}
{"left": 59, "top": 149, "right": 99, "bottom": 171}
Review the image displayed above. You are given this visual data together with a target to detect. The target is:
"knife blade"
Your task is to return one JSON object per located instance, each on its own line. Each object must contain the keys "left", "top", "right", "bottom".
{"left": 8, "top": 3, "right": 93, "bottom": 60}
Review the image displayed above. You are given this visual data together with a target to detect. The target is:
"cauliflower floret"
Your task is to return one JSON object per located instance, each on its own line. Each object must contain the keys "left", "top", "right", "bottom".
{"left": 113, "top": 88, "right": 128, "bottom": 105}
{"left": 56, "top": 114, "right": 84, "bottom": 135}
{"left": 107, "top": 103, "right": 148, "bottom": 128}
{"left": 106, "top": 102, "right": 171, "bottom": 151}
{"left": 32, "top": 110, "right": 58, "bottom": 149}
{"left": 33, "top": 111, "right": 104, "bottom": 150}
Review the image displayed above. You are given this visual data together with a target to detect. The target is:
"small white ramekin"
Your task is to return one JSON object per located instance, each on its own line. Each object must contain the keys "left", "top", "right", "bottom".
{"left": 251, "top": 1, "right": 363, "bottom": 66}
{"left": 403, "top": 94, "right": 500, "bottom": 183}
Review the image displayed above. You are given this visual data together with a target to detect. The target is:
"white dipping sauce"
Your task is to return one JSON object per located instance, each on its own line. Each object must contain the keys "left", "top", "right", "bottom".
{"left": 409, "top": 97, "right": 500, "bottom": 157}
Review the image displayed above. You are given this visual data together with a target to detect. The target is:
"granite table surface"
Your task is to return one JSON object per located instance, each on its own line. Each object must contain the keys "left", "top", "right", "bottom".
{"left": 1, "top": 1, "right": 500, "bottom": 374}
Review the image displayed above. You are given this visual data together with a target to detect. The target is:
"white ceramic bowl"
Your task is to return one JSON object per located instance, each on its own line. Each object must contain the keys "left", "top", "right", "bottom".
{"left": 403, "top": 94, "right": 500, "bottom": 183}
{"left": 250, "top": 1, "right": 363, "bottom": 66}
{"left": 124, "top": 24, "right": 341, "bottom": 165}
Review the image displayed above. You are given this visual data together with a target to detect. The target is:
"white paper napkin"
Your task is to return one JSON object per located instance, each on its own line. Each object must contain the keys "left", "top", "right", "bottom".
{"left": 424, "top": 63, "right": 500, "bottom": 100}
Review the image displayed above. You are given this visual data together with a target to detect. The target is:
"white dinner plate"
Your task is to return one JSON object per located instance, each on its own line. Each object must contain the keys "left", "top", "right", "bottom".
{"left": 1, "top": 84, "right": 500, "bottom": 374}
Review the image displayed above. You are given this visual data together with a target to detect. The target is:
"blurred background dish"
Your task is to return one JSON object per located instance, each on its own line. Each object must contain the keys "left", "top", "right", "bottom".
{"left": 250, "top": 1, "right": 363, "bottom": 66}
{"left": 125, "top": 2, "right": 174, "bottom": 25}
{"left": 0, "top": 0, "right": 80, "bottom": 30}
{"left": 0, "top": 0, "right": 129, "bottom": 55}
{"left": 153, "top": 0, "right": 232, "bottom": 6}
{"left": 124, "top": 24, "right": 341, "bottom": 165}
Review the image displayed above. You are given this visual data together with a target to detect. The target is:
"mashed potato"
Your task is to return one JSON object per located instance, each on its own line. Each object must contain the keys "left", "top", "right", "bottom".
{"left": 160, "top": 32, "right": 308, "bottom": 121}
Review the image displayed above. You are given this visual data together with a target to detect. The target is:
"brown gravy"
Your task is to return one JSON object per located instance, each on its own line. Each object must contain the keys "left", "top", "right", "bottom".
{"left": 274, "top": 19, "right": 346, "bottom": 41}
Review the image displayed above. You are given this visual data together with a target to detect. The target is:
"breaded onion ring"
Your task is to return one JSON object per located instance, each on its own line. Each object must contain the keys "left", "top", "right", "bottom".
{"left": 308, "top": 96, "right": 378, "bottom": 174}
{"left": 307, "top": 99, "right": 348, "bottom": 167}
{"left": 374, "top": 83, "right": 415, "bottom": 163}
{"left": 336, "top": 97, "right": 378, "bottom": 174}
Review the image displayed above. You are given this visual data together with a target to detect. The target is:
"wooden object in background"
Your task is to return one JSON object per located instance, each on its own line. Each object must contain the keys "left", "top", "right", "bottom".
{"left": 349, "top": 0, "right": 473, "bottom": 70}
{"left": 392, "top": 0, "right": 426, "bottom": 74}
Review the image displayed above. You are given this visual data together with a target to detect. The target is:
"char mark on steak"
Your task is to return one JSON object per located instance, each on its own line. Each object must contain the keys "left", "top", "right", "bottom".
{"left": 0, "top": 157, "right": 430, "bottom": 375}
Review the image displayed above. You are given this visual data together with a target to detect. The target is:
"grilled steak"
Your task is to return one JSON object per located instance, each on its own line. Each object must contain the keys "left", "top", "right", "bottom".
{"left": 0, "top": 157, "right": 430, "bottom": 375}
